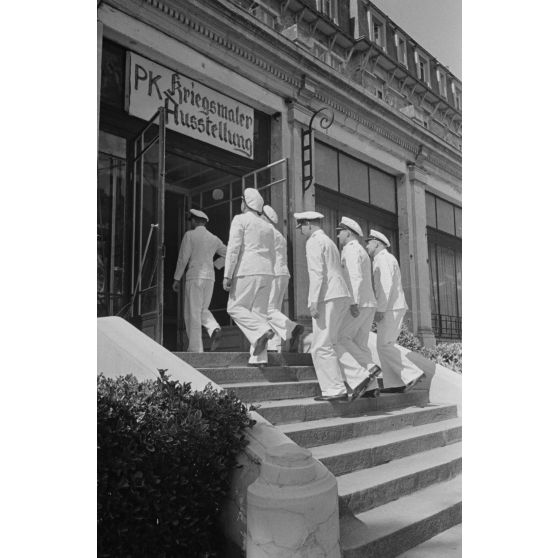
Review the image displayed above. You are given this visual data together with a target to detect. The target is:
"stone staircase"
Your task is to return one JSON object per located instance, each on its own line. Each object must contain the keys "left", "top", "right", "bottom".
{"left": 175, "top": 351, "right": 462, "bottom": 558}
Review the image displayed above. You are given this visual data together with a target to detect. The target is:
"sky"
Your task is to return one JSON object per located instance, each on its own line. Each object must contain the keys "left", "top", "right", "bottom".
{"left": 371, "top": 0, "right": 462, "bottom": 79}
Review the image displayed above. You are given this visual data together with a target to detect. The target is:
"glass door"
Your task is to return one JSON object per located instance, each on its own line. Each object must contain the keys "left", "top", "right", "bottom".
{"left": 129, "top": 109, "right": 166, "bottom": 343}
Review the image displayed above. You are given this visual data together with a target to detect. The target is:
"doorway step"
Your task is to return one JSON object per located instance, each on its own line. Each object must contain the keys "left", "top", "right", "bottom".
{"left": 174, "top": 351, "right": 462, "bottom": 558}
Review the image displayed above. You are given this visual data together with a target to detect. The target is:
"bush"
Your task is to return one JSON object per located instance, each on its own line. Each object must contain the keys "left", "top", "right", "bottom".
{"left": 97, "top": 372, "right": 255, "bottom": 558}
{"left": 420, "top": 343, "right": 462, "bottom": 374}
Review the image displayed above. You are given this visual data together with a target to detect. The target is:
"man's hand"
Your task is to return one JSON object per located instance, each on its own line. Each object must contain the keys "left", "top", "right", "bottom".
{"left": 350, "top": 304, "right": 360, "bottom": 318}
{"left": 172, "top": 280, "right": 180, "bottom": 293}
{"left": 374, "top": 311, "right": 385, "bottom": 323}
{"left": 223, "top": 277, "right": 232, "bottom": 292}
{"left": 309, "top": 302, "right": 319, "bottom": 319}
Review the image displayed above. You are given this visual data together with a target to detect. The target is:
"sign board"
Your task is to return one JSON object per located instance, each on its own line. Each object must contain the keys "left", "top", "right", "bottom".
{"left": 126, "top": 52, "right": 254, "bottom": 159}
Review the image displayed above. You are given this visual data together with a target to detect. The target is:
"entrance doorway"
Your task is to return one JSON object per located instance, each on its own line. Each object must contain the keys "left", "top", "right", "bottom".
{"left": 163, "top": 153, "right": 289, "bottom": 352}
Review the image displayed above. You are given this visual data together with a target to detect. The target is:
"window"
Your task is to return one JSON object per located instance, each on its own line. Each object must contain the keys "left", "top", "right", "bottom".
{"left": 395, "top": 33, "right": 407, "bottom": 67}
{"left": 437, "top": 69, "right": 447, "bottom": 98}
{"left": 313, "top": 42, "right": 344, "bottom": 71}
{"left": 316, "top": 0, "right": 338, "bottom": 24}
{"left": 452, "top": 83, "right": 462, "bottom": 111}
{"left": 249, "top": 1, "right": 279, "bottom": 29}
{"left": 367, "top": 10, "right": 386, "bottom": 49}
{"left": 425, "top": 193, "right": 462, "bottom": 340}
{"left": 416, "top": 51, "right": 430, "bottom": 86}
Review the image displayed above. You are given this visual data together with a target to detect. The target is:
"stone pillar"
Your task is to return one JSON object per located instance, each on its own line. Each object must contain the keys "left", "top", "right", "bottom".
{"left": 247, "top": 443, "right": 341, "bottom": 557}
{"left": 97, "top": 19, "right": 103, "bottom": 150}
{"left": 286, "top": 101, "right": 314, "bottom": 322}
{"left": 397, "top": 164, "right": 436, "bottom": 348}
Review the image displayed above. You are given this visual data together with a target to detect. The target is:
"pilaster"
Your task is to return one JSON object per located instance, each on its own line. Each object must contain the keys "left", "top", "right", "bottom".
{"left": 397, "top": 164, "right": 436, "bottom": 348}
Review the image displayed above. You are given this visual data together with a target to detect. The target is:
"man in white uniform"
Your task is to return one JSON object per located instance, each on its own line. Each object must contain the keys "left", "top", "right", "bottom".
{"left": 366, "top": 229, "right": 424, "bottom": 390}
{"left": 262, "top": 205, "right": 304, "bottom": 352}
{"left": 295, "top": 211, "right": 352, "bottom": 401}
{"left": 224, "top": 189, "right": 276, "bottom": 365}
{"left": 335, "top": 217, "right": 382, "bottom": 401}
{"left": 172, "top": 209, "right": 227, "bottom": 352}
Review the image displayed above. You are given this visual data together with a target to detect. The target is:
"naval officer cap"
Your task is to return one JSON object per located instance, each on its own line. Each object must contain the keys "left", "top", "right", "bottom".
{"left": 262, "top": 205, "right": 278, "bottom": 224}
{"left": 242, "top": 188, "right": 264, "bottom": 212}
{"left": 293, "top": 211, "right": 324, "bottom": 228}
{"left": 336, "top": 216, "right": 363, "bottom": 237}
{"left": 366, "top": 228, "right": 391, "bottom": 248}
{"left": 190, "top": 208, "right": 209, "bottom": 222}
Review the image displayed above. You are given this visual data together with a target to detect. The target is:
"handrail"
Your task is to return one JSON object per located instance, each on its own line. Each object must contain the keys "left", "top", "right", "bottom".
{"left": 116, "top": 223, "right": 159, "bottom": 318}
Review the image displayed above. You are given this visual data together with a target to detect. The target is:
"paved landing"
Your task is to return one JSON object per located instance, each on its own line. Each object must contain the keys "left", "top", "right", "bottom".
{"left": 397, "top": 524, "right": 461, "bottom": 558}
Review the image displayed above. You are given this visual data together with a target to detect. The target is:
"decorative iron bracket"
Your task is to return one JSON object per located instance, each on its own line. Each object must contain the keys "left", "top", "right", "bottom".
{"left": 301, "top": 106, "right": 334, "bottom": 193}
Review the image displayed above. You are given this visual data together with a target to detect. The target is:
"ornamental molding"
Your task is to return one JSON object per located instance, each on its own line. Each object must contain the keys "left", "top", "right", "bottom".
{"left": 108, "top": 0, "right": 462, "bottom": 179}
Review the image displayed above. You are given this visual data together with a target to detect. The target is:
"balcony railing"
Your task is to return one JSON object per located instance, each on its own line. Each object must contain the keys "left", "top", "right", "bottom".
{"left": 431, "top": 313, "right": 461, "bottom": 340}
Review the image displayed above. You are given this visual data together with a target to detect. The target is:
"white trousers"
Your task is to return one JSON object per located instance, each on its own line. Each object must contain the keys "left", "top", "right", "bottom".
{"left": 267, "top": 275, "right": 297, "bottom": 351}
{"left": 184, "top": 278, "right": 220, "bottom": 352}
{"left": 227, "top": 275, "right": 273, "bottom": 364}
{"left": 311, "top": 298, "right": 350, "bottom": 397}
{"left": 337, "top": 307, "right": 379, "bottom": 390}
{"left": 376, "top": 309, "right": 423, "bottom": 385}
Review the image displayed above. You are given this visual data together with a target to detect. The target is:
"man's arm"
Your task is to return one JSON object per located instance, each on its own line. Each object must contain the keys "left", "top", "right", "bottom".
{"left": 306, "top": 237, "right": 324, "bottom": 313}
{"left": 372, "top": 255, "right": 393, "bottom": 313}
{"left": 173, "top": 233, "right": 192, "bottom": 291}
{"left": 223, "top": 216, "right": 243, "bottom": 290}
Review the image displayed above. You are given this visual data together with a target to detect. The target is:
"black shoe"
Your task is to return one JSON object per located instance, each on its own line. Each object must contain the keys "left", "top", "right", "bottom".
{"left": 404, "top": 373, "right": 426, "bottom": 392}
{"left": 210, "top": 328, "right": 222, "bottom": 352}
{"left": 368, "top": 364, "right": 382, "bottom": 381}
{"left": 314, "top": 394, "right": 348, "bottom": 402}
{"left": 289, "top": 324, "right": 305, "bottom": 352}
{"left": 253, "top": 329, "right": 274, "bottom": 356}
{"left": 349, "top": 376, "right": 371, "bottom": 402}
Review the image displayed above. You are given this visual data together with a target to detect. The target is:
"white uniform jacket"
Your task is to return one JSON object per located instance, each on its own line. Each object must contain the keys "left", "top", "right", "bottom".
{"left": 273, "top": 228, "right": 290, "bottom": 278}
{"left": 173, "top": 225, "right": 227, "bottom": 282}
{"left": 224, "top": 212, "right": 276, "bottom": 278}
{"left": 306, "top": 229, "right": 351, "bottom": 306}
{"left": 372, "top": 250, "right": 408, "bottom": 312}
{"left": 341, "top": 240, "right": 376, "bottom": 308}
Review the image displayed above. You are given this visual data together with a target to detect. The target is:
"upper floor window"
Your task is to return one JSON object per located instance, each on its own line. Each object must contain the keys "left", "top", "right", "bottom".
{"left": 437, "top": 68, "right": 447, "bottom": 98}
{"left": 249, "top": 1, "right": 279, "bottom": 30}
{"left": 415, "top": 51, "right": 430, "bottom": 86}
{"left": 452, "top": 83, "right": 462, "bottom": 111}
{"left": 367, "top": 10, "right": 386, "bottom": 49}
{"left": 394, "top": 33, "right": 407, "bottom": 67}
{"left": 316, "top": 0, "right": 338, "bottom": 24}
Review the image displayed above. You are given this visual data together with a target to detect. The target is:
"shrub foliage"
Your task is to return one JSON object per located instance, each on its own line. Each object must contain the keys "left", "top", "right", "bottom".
{"left": 97, "top": 372, "right": 255, "bottom": 558}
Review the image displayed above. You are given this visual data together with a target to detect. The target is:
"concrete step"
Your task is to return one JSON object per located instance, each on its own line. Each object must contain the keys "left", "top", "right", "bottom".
{"left": 312, "top": 418, "right": 462, "bottom": 476}
{"left": 174, "top": 351, "right": 313, "bottom": 368}
{"left": 221, "top": 380, "right": 320, "bottom": 403}
{"left": 277, "top": 404, "right": 458, "bottom": 448}
{"left": 255, "top": 391, "right": 429, "bottom": 425}
{"left": 397, "top": 524, "right": 461, "bottom": 558}
{"left": 340, "top": 476, "right": 461, "bottom": 558}
{"left": 196, "top": 365, "right": 316, "bottom": 384}
{"left": 337, "top": 443, "right": 462, "bottom": 515}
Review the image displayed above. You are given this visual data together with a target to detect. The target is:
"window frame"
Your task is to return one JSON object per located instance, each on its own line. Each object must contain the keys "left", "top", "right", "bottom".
{"left": 367, "top": 9, "right": 386, "bottom": 50}
{"left": 394, "top": 32, "right": 408, "bottom": 67}
{"left": 415, "top": 50, "right": 431, "bottom": 86}
{"left": 437, "top": 68, "right": 448, "bottom": 99}
{"left": 316, "top": 0, "right": 339, "bottom": 25}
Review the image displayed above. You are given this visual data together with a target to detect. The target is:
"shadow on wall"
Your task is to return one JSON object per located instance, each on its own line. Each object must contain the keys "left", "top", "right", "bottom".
{"left": 302, "top": 331, "right": 461, "bottom": 416}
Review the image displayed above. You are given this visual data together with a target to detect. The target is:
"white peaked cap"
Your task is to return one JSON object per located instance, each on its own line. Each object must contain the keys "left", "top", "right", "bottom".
{"left": 293, "top": 211, "right": 324, "bottom": 221}
{"left": 367, "top": 229, "right": 391, "bottom": 248}
{"left": 336, "top": 216, "right": 363, "bottom": 237}
{"left": 263, "top": 205, "right": 278, "bottom": 224}
{"left": 190, "top": 208, "right": 209, "bottom": 221}
{"left": 243, "top": 188, "right": 264, "bottom": 212}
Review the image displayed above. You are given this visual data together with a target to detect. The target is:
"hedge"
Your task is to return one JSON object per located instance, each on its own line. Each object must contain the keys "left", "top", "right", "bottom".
{"left": 97, "top": 371, "right": 255, "bottom": 558}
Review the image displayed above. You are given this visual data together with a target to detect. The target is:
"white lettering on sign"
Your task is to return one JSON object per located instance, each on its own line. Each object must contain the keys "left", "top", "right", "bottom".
{"left": 126, "top": 52, "right": 254, "bottom": 159}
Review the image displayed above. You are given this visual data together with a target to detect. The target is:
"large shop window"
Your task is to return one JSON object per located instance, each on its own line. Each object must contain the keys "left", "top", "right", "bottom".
{"left": 98, "top": 137, "right": 128, "bottom": 317}
{"left": 314, "top": 142, "right": 398, "bottom": 257}
{"left": 426, "top": 192, "right": 462, "bottom": 340}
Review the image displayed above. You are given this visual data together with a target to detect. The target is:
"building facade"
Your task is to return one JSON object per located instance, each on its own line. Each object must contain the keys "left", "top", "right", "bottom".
{"left": 97, "top": 0, "right": 462, "bottom": 350}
